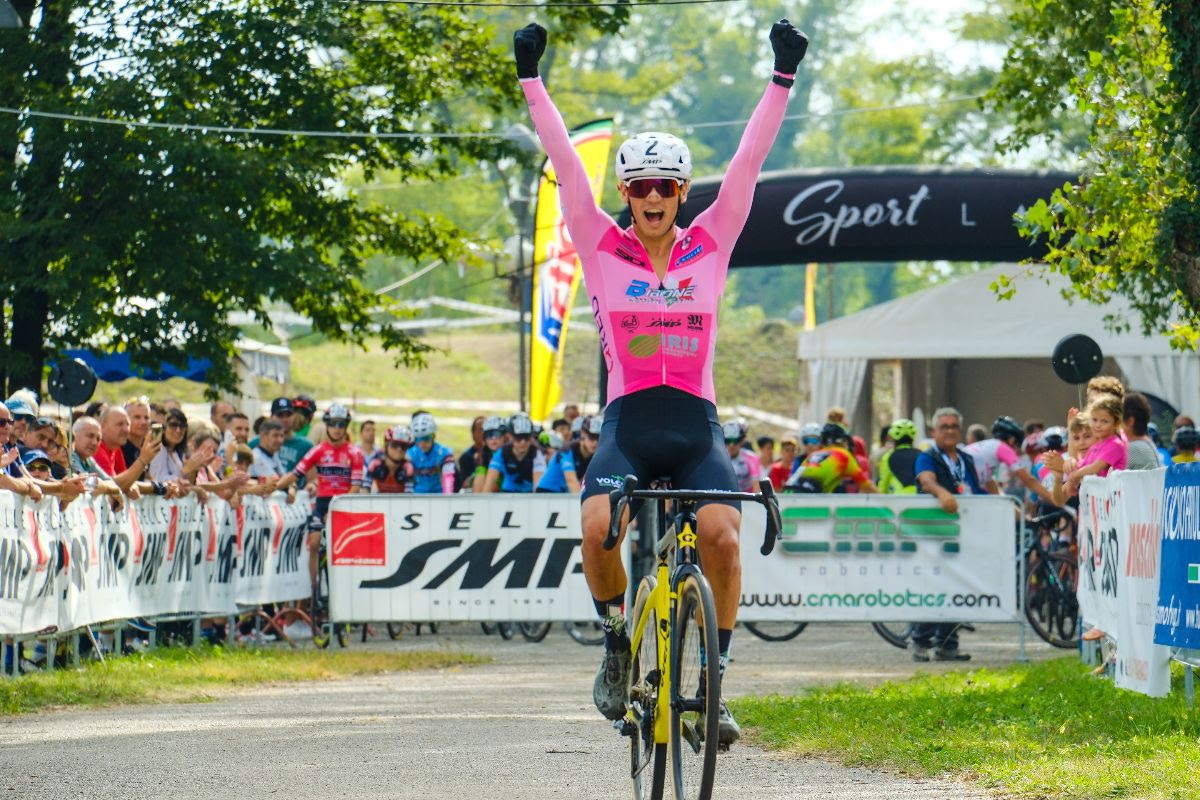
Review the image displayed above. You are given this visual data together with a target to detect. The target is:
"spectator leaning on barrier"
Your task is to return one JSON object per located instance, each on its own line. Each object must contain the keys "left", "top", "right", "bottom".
{"left": 70, "top": 416, "right": 129, "bottom": 507}
{"left": 249, "top": 397, "right": 314, "bottom": 476}
{"left": 483, "top": 412, "right": 542, "bottom": 493}
{"left": 97, "top": 407, "right": 161, "bottom": 496}
{"left": 210, "top": 401, "right": 235, "bottom": 438}
{"left": 249, "top": 420, "right": 288, "bottom": 481}
{"left": 1123, "top": 392, "right": 1163, "bottom": 470}
{"left": 5, "top": 392, "right": 38, "bottom": 447}
{"left": 1063, "top": 393, "right": 1127, "bottom": 497}
{"left": 122, "top": 396, "right": 152, "bottom": 467}
{"left": 19, "top": 416, "right": 65, "bottom": 479}
{"left": 912, "top": 406, "right": 982, "bottom": 662}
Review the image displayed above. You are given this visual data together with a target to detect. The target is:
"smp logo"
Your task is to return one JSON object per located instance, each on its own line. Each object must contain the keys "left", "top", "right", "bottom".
{"left": 331, "top": 510, "right": 387, "bottom": 566}
{"left": 777, "top": 506, "right": 961, "bottom": 555}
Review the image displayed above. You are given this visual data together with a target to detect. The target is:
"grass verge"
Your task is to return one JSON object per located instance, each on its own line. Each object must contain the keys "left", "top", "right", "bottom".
{"left": 733, "top": 657, "right": 1199, "bottom": 800}
{"left": 1, "top": 645, "right": 485, "bottom": 716}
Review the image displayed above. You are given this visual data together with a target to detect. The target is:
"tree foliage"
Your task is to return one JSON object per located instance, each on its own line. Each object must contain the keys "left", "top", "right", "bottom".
{"left": 987, "top": 0, "right": 1199, "bottom": 349}
{"left": 0, "top": 0, "right": 627, "bottom": 396}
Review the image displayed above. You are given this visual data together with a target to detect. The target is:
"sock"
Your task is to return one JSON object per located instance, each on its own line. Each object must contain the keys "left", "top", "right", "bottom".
{"left": 717, "top": 628, "right": 733, "bottom": 676}
{"left": 594, "top": 594, "right": 627, "bottom": 650}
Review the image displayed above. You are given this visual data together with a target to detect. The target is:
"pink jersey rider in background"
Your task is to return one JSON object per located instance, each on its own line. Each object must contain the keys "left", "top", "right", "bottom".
{"left": 515, "top": 18, "right": 808, "bottom": 747}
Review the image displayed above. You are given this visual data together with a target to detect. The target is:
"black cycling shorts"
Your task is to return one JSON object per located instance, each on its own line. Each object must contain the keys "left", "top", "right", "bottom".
{"left": 581, "top": 385, "right": 740, "bottom": 511}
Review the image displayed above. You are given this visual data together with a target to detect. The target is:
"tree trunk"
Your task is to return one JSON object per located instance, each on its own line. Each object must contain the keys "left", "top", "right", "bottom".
{"left": 7, "top": 288, "right": 48, "bottom": 394}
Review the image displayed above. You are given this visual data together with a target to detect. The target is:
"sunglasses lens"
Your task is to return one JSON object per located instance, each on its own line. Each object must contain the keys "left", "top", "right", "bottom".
{"left": 626, "top": 178, "right": 679, "bottom": 199}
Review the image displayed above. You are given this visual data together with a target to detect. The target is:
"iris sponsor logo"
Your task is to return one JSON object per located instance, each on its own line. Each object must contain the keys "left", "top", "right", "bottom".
{"left": 777, "top": 505, "right": 962, "bottom": 556}
{"left": 662, "top": 335, "right": 700, "bottom": 357}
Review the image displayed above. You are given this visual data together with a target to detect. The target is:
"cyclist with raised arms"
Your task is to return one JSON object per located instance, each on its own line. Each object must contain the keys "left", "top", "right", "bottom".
{"left": 515, "top": 17, "right": 807, "bottom": 746}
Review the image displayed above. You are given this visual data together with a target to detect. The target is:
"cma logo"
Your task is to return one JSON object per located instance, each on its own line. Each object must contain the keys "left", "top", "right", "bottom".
{"left": 779, "top": 506, "right": 961, "bottom": 555}
{"left": 360, "top": 536, "right": 584, "bottom": 591}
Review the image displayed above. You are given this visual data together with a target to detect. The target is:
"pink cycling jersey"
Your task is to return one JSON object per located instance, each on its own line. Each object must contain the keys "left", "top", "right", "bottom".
{"left": 293, "top": 441, "right": 364, "bottom": 498}
{"left": 521, "top": 77, "right": 791, "bottom": 404}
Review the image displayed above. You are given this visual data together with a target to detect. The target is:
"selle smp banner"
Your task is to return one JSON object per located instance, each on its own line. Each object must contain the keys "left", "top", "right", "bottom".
{"left": 326, "top": 494, "right": 608, "bottom": 622}
{"left": 1079, "top": 468, "right": 1171, "bottom": 697}
{"left": 325, "top": 494, "right": 1018, "bottom": 624}
{"left": 737, "top": 495, "right": 1020, "bottom": 623}
{"left": 0, "top": 491, "right": 312, "bottom": 636}
{"left": 618, "top": 167, "right": 1072, "bottom": 265}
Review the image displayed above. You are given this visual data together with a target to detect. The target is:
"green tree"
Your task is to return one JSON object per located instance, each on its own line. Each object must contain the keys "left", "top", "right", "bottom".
{"left": 986, "top": 0, "right": 1199, "bottom": 348}
{"left": 0, "top": 0, "right": 627, "bottom": 396}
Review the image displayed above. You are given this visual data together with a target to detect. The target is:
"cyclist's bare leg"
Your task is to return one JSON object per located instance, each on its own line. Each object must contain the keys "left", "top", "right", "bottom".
{"left": 580, "top": 493, "right": 631, "bottom": 602}
{"left": 695, "top": 503, "right": 742, "bottom": 629}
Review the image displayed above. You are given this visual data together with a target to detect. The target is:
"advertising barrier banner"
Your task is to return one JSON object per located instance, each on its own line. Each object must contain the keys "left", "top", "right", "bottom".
{"left": 0, "top": 491, "right": 312, "bottom": 636}
{"left": 1155, "top": 463, "right": 1200, "bottom": 650}
{"left": 1079, "top": 469, "right": 1171, "bottom": 697}
{"left": 738, "top": 495, "right": 1020, "bottom": 622}
{"left": 326, "top": 494, "right": 601, "bottom": 622}
{"left": 325, "top": 494, "right": 1020, "bottom": 624}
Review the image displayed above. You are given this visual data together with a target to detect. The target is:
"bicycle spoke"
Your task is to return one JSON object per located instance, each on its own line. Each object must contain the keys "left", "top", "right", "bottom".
{"left": 629, "top": 577, "right": 665, "bottom": 800}
{"left": 671, "top": 574, "right": 719, "bottom": 800}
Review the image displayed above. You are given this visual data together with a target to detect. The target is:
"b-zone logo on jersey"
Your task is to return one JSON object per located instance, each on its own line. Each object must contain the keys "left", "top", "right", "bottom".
{"left": 330, "top": 510, "right": 387, "bottom": 566}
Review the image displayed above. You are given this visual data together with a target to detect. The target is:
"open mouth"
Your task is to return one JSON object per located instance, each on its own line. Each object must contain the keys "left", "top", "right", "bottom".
{"left": 643, "top": 209, "right": 665, "bottom": 224}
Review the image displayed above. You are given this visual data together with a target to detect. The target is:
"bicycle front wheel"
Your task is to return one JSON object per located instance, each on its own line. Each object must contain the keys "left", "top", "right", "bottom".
{"left": 629, "top": 576, "right": 665, "bottom": 800}
{"left": 670, "top": 573, "right": 719, "bottom": 800}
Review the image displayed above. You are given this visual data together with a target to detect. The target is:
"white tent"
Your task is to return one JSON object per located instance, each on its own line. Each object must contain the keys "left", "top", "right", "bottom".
{"left": 795, "top": 265, "right": 1200, "bottom": 436}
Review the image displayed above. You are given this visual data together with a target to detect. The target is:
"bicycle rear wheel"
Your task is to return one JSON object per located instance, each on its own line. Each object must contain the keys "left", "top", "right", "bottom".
{"left": 871, "top": 622, "right": 913, "bottom": 649}
{"left": 670, "top": 573, "right": 719, "bottom": 800}
{"left": 518, "top": 622, "right": 552, "bottom": 643}
{"left": 565, "top": 621, "right": 605, "bottom": 646}
{"left": 628, "top": 576, "right": 665, "bottom": 800}
{"left": 1024, "top": 551, "right": 1079, "bottom": 648}
{"left": 743, "top": 622, "right": 807, "bottom": 642}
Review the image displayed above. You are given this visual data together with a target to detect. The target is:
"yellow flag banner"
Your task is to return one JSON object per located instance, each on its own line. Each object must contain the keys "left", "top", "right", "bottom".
{"left": 529, "top": 118, "right": 614, "bottom": 423}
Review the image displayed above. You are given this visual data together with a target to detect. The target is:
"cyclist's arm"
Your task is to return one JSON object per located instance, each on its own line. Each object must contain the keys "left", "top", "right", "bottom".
{"left": 277, "top": 443, "right": 322, "bottom": 490}
{"left": 690, "top": 79, "right": 792, "bottom": 243}
{"left": 520, "top": 79, "right": 611, "bottom": 255}
{"left": 1014, "top": 467, "right": 1055, "bottom": 504}
{"left": 483, "top": 468, "right": 501, "bottom": 493}
{"left": 844, "top": 452, "right": 878, "bottom": 493}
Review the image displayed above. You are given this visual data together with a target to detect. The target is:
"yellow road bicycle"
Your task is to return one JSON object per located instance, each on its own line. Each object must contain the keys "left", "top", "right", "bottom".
{"left": 603, "top": 475, "right": 782, "bottom": 800}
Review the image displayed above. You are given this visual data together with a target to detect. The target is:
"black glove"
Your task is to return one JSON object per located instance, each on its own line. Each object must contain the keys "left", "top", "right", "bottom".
{"left": 770, "top": 18, "right": 808, "bottom": 75}
{"left": 514, "top": 23, "right": 547, "bottom": 80}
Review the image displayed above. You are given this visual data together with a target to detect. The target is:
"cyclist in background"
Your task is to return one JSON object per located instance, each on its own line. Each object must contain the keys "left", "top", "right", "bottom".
{"left": 876, "top": 419, "right": 920, "bottom": 494}
{"left": 724, "top": 420, "right": 761, "bottom": 492}
{"left": 1173, "top": 426, "right": 1198, "bottom": 463}
{"left": 366, "top": 425, "right": 414, "bottom": 493}
{"left": 484, "top": 412, "right": 544, "bottom": 492}
{"left": 455, "top": 416, "right": 487, "bottom": 492}
{"left": 276, "top": 404, "right": 363, "bottom": 591}
{"left": 966, "top": 415, "right": 1057, "bottom": 505}
{"left": 514, "top": 16, "right": 807, "bottom": 744}
{"left": 407, "top": 413, "right": 456, "bottom": 494}
{"left": 786, "top": 422, "right": 878, "bottom": 494}
{"left": 536, "top": 415, "right": 601, "bottom": 493}
{"left": 469, "top": 415, "right": 507, "bottom": 493}
{"left": 798, "top": 422, "right": 822, "bottom": 459}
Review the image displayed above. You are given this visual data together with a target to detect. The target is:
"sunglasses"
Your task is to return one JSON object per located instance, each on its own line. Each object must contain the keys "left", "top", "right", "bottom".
{"left": 724, "top": 438, "right": 740, "bottom": 445}
{"left": 14, "top": 414, "right": 35, "bottom": 425}
{"left": 512, "top": 434, "right": 533, "bottom": 442}
{"left": 327, "top": 421, "right": 348, "bottom": 429}
{"left": 415, "top": 435, "right": 434, "bottom": 444}
{"left": 387, "top": 440, "right": 407, "bottom": 447}
{"left": 584, "top": 433, "right": 600, "bottom": 441}
{"left": 801, "top": 437, "right": 820, "bottom": 445}
{"left": 167, "top": 421, "right": 185, "bottom": 429}
{"left": 27, "top": 462, "right": 51, "bottom": 472}
{"left": 0, "top": 419, "right": 10, "bottom": 428}
{"left": 484, "top": 431, "right": 503, "bottom": 439}
{"left": 625, "top": 178, "right": 681, "bottom": 199}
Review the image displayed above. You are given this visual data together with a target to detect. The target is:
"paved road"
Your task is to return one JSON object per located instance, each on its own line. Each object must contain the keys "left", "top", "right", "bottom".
{"left": 1, "top": 622, "right": 1060, "bottom": 799}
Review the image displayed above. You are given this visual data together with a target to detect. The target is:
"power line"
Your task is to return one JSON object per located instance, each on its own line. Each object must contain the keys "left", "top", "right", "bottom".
{"left": 0, "top": 93, "right": 988, "bottom": 142}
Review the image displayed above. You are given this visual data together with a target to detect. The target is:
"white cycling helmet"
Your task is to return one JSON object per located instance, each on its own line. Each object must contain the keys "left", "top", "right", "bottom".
{"left": 585, "top": 415, "right": 603, "bottom": 436}
{"left": 721, "top": 420, "right": 743, "bottom": 442}
{"left": 322, "top": 403, "right": 351, "bottom": 424}
{"left": 509, "top": 412, "right": 534, "bottom": 436}
{"left": 615, "top": 132, "right": 692, "bottom": 182}
{"left": 483, "top": 415, "right": 506, "bottom": 436}
{"left": 570, "top": 415, "right": 585, "bottom": 435}
{"left": 410, "top": 413, "right": 437, "bottom": 438}
{"left": 800, "top": 422, "right": 822, "bottom": 441}
{"left": 385, "top": 425, "right": 413, "bottom": 446}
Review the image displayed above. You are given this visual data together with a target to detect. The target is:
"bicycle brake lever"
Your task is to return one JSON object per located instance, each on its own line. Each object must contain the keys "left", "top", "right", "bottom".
{"left": 757, "top": 478, "right": 781, "bottom": 556}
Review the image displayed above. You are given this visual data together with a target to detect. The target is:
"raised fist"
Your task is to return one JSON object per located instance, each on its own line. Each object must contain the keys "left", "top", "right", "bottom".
{"left": 514, "top": 23, "right": 548, "bottom": 80}
{"left": 770, "top": 18, "right": 808, "bottom": 74}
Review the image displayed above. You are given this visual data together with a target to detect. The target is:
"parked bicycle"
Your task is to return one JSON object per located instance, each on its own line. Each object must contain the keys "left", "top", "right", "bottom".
{"left": 606, "top": 475, "right": 781, "bottom": 800}
{"left": 1023, "top": 507, "right": 1079, "bottom": 649}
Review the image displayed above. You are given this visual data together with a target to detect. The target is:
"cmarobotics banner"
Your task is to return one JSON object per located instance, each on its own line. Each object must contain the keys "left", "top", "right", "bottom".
{"left": 529, "top": 118, "right": 614, "bottom": 422}
{"left": 0, "top": 491, "right": 312, "bottom": 636}
{"left": 737, "top": 495, "right": 1020, "bottom": 623}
